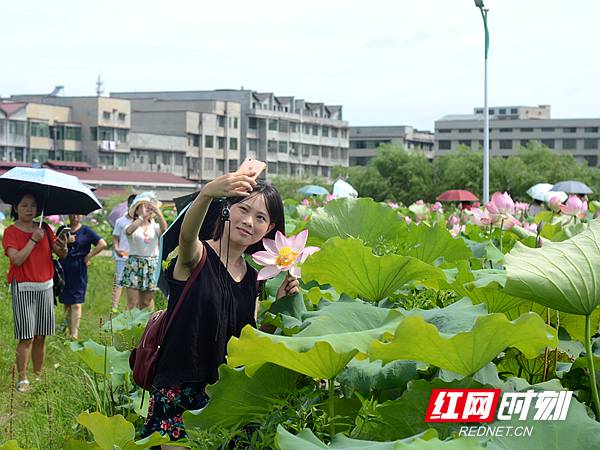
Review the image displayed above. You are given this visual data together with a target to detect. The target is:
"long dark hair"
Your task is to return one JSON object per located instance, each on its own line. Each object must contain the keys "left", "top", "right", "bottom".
{"left": 211, "top": 180, "right": 285, "bottom": 254}
{"left": 10, "top": 190, "right": 41, "bottom": 220}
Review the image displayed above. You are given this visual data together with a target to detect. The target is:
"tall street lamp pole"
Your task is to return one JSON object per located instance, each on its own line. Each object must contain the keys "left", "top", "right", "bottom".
{"left": 475, "top": 0, "right": 490, "bottom": 204}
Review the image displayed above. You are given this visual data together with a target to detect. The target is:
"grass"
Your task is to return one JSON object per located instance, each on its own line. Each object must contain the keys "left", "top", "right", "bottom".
{"left": 0, "top": 256, "right": 127, "bottom": 449}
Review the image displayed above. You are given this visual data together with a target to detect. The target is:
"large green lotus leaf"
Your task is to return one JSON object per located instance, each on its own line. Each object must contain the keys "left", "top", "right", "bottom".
{"left": 70, "top": 340, "right": 131, "bottom": 376}
{"left": 228, "top": 326, "right": 358, "bottom": 379}
{"left": 102, "top": 308, "right": 152, "bottom": 332}
{"left": 76, "top": 412, "right": 170, "bottom": 450}
{"left": 61, "top": 439, "right": 101, "bottom": 449}
{"left": 184, "top": 363, "right": 299, "bottom": 432}
{"left": 353, "top": 378, "right": 485, "bottom": 442}
{"left": 466, "top": 290, "right": 525, "bottom": 314}
{"left": 369, "top": 313, "right": 557, "bottom": 375}
{"left": 276, "top": 425, "right": 480, "bottom": 450}
{"left": 503, "top": 218, "right": 600, "bottom": 315}
{"left": 228, "top": 302, "right": 406, "bottom": 378}
{"left": 559, "top": 308, "right": 600, "bottom": 342}
{"left": 302, "top": 237, "right": 445, "bottom": 302}
{"left": 396, "top": 223, "right": 472, "bottom": 264}
{"left": 337, "top": 359, "right": 417, "bottom": 395}
{"left": 485, "top": 379, "right": 600, "bottom": 450}
{"left": 400, "top": 298, "right": 487, "bottom": 334}
{"left": 307, "top": 197, "right": 406, "bottom": 247}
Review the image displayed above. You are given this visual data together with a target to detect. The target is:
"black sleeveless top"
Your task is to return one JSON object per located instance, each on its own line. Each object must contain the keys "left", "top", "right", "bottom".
{"left": 153, "top": 242, "right": 258, "bottom": 387}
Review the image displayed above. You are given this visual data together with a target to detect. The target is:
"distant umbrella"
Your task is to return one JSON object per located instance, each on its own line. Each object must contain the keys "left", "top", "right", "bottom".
{"left": 526, "top": 183, "right": 555, "bottom": 202}
{"left": 551, "top": 181, "right": 592, "bottom": 195}
{"left": 332, "top": 179, "right": 358, "bottom": 198}
{"left": 436, "top": 189, "right": 479, "bottom": 202}
{"left": 298, "top": 185, "right": 330, "bottom": 196}
{"left": 108, "top": 202, "right": 128, "bottom": 226}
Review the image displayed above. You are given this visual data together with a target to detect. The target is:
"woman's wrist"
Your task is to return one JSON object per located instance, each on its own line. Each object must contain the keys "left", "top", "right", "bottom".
{"left": 29, "top": 237, "right": 38, "bottom": 244}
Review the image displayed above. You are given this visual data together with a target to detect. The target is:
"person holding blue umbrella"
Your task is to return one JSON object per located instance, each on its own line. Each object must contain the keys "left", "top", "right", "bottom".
{"left": 2, "top": 190, "right": 68, "bottom": 392}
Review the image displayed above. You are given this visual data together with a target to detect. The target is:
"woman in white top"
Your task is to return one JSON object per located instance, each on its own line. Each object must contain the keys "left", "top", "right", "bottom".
{"left": 122, "top": 192, "right": 167, "bottom": 310}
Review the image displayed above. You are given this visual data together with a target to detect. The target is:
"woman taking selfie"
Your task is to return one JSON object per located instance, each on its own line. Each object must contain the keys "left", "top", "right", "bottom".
{"left": 141, "top": 167, "right": 298, "bottom": 446}
{"left": 2, "top": 191, "right": 67, "bottom": 392}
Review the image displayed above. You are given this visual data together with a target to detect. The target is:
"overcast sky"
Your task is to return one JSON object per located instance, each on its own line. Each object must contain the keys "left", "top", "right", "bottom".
{"left": 3, "top": 0, "right": 599, "bottom": 130}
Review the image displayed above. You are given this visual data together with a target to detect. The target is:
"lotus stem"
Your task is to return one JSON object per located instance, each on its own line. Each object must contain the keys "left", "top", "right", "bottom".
{"left": 328, "top": 378, "right": 335, "bottom": 440}
{"left": 542, "top": 308, "right": 550, "bottom": 381}
{"left": 585, "top": 314, "right": 600, "bottom": 416}
{"left": 499, "top": 219, "right": 504, "bottom": 253}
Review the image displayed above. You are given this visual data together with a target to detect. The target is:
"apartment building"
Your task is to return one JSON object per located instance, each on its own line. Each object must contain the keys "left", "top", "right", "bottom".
{"left": 112, "top": 89, "right": 350, "bottom": 180}
{"left": 0, "top": 102, "right": 27, "bottom": 162}
{"left": 11, "top": 94, "right": 131, "bottom": 167}
{"left": 349, "top": 126, "right": 434, "bottom": 166}
{"left": 434, "top": 105, "right": 600, "bottom": 166}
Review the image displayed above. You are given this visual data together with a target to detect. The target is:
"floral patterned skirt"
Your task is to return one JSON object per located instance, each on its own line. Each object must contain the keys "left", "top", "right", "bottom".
{"left": 121, "top": 256, "right": 158, "bottom": 291}
{"left": 141, "top": 382, "right": 209, "bottom": 441}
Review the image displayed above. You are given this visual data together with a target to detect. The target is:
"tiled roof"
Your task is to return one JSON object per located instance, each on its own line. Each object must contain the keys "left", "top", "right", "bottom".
{"left": 45, "top": 160, "right": 92, "bottom": 170}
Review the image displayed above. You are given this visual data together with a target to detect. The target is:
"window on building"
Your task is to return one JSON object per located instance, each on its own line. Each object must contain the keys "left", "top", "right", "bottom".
{"left": 541, "top": 139, "right": 555, "bottom": 149}
{"left": 114, "top": 128, "right": 126, "bottom": 143}
{"left": 99, "top": 127, "right": 113, "bottom": 140}
{"left": 233, "top": 117, "right": 238, "bottom": 129}
{"left": 290, "top": 122, "right": 297, "bottom": 133}
{"left": 499, "top": 140, "right": 512, "bottom": 149}
{"left": 118, "top": 113, "right": 127, "bottom": 121}
{"left": 312, "top": 125, "right": 319, "bottom": 136}
{"left": 90, "top": 127, "right": 97, "bottom": 140}
{"left": 278, "top": 141, "right": 288, "bottom": 153}
{"left": 98, "top": 154, "right": 113, "bottom": 167}
{"left": 438, "top": 140, "right": 451, "bottom": 150}
{"left": 268, "top": 162, "right": 277, "bottom": 174}
{"left": 249, "top": 117, "right": 258, "bottom": 130}
{"left": 217, "top": 115, "right": 226, "bottom": 127}
{"left": 499, "top": 108, "right": 506, "bottom": 114}
{"left": 520, "top": 139, "right": 531, "bottom": 148}
{"left": 278, "top": 162, "right": 288, "bottom": 175}
{"left": 149, "top": 152, "right": 157, "bottom": 164}
{"left": 584, "top": 127, "right": 599, "bottom": 133}
{"left": 290, "top": 144, "right": 298, "bottom": 155}
{"left": 175, "top": 153, "right": 184, "bottom": 166}
{"left": 65, "top": 126, "right": 81, "bottom": 141}
{"left": 248, "top": 139, "right": 258, "bottom": 152}
{"left": 205, "top": 135, "right": 214, "bottom": 148}
{"left": 162, "top": 152, "right": 171, "bottom": 165}
{"left": 116, "top": 154, "right": 128, "bottom": 167}
{"left": 268, "top": 140, "right": 277, "bottom": 153}
{"left": 322, "top": 126, "right": 329, "bottom": 137}
{"left": 331, "top": 127, "right": 338, "bottom": 138}
{"left": 438, "top": 129, "right": 451, "bottom": 133}
{"left": 302, "top": 145, "right": 310, "bottom": 157}
{"left": 30, "top": 122, "right": 49, "bottom": 137}
{"left": 204, "top": 158, "right": 214, "bottom": 171}
{"left": 562, "top": 139, "right": 577, "bottom": 150}
{"left": 458, "top": 140, "right": 471, "bottom": 147}
{"left": 499, "top": 128, "right": 512, "bottom": 132}
{"left": 321, "top": 167, "right": 329, "bottom": 177}
{"left": 520, "top": 128, "right": 534, "bottom": 132}
{"left": 189, "top": 134, "right": 199, "bottom": 146}
{"left": 103, "top": 111, "right": 111, "bottom": 120}
{"left": 563, "top": 127, "right": 577, "bottom": 133}
{"left": 269, "top": 119, "right": 278, "bottom": 131}
{"left": 279, "top": 120, "right": 289, "bottom": 132}
{"left": 303, "top": 124, "right": 310, "bottom": 134}
{"left": 229, "top": 160, "right": 237, "bottom": 172}
{"left": 322, "top": 147, "right": 330, "bottom": 158}
{"left": 217, "top": 137, "right": 225, "bottom": 149}
{"left": 585, "top": 155, "right": 598, "bottom": 166}
{"left": 216, "top": 159, "right": 224, "bottom": 173}
{"left": 511, "top": 108, "right": 518, "bottom": 114}
{"left": 229, "top": 137, "right": 238, "bottom": 150}
{"left": 458, "top": 129, "right": 471, "bottom": 133}
{"left": 584, "top": 138, "right": 599, "bottom": 150}
{"left": 541, "top": 127, "right": 555, "bottom": 132}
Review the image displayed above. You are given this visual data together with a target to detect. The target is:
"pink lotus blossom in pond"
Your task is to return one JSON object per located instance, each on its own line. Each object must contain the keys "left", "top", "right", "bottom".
{"left": 486, "top": 192, "right": 515, "bottom": 220}
{"left": 387, "top": 201, "right": 399, "bottom": 209}
{"left": 547, "top": 195, "right": 562, "bottom": 212}
{"left": 447, "top": 215, "right": 459, "bottom": 226}
{"left": 252, "top": 230, "right": 320, "bottom": 280}
{"left": 404, "top": 216, "right": 412, "bottom": 224}
{"left": 501, "top": 215, "right": 521, "bottom": 230}
{"left": 431, "top": 201, "right": 443, "bottom": 212}
{"left": 514, "top": 202, "right": 530, "bottom": 212}
{"left": 560, "top": 195, "right": 587, "bottom": 219}
{"left": 47, "top": 215, "right": 61, "bottom": 224}
{"left": 449, "top": 224, "right": 464, "bottom": 237}
{"left": 523, "top": 221, "right": 538, "bottom": 233}
{"left": 471, "top": 208, "right": 493, "bottom": 226}
{"left": 301, "top": 198, "right": 310, "bottom": 206}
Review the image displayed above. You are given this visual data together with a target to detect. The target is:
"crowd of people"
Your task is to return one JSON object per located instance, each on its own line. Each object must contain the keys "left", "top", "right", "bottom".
{"left": 2, "top": 165, "right": 298, "bottom": 448}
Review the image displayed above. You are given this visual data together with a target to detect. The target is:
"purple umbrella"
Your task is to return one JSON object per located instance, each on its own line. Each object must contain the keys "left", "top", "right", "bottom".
{"left": 108, "top": 202, "right": 128, "bottom": 226}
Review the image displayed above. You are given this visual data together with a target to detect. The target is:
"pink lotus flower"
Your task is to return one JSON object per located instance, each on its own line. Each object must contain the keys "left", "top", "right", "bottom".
{"left": 447, "top": 215, "right": 459, "bottom": 226}
{"left": 404, "top": 216, "right": 412, "bottom": 224}
{"left": 547, "top": 195, "right": 562, "bottom": 212}
{"left": 560, "top": 195, "right": 587, "bottom": 219}
{"left": 431, "top": 201, "right": 443, "bottom": 212}
{"left": 47, "top": 215, "right": 61, "bottom": 224}
{"left": 252, "top": 230, "right": 320, "bottom": 280}
{"left": 301, "top": 198, "right": 310, "bottom": 206}
{"left": 449, "top": 224, "right": 463, "bottom": 237}
{"left": 486, "top": 192, "right": 515, "bottom": 220}
{"left": 501, "top": 215, "right": 521, "bottom": 230}
{"left": 415, "top": 200, "right": 424, "bottom": 205}
{"left": 514, "top": 202, "right": 530, "bottom": 213}
{"left": 471, "top": 208, "right": 493, "bottom": 226}
{"left": 523, "top": 221, "right": 538, "bottom": 233}
{"left": 388, "top": 202, "right": 399, "bottom": 209}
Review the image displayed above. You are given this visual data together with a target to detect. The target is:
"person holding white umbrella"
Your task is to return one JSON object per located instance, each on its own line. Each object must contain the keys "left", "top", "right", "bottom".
{"left": 2, "top": 191, "right": 68, "bottom": 392}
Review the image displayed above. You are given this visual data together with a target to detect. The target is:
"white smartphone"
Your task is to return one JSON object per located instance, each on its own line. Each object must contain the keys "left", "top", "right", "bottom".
{"left": 58, "top": 227, "right": 71, "bottom": 239}
{"left": 237, "top": 158, "right": 266, "bottom": 180}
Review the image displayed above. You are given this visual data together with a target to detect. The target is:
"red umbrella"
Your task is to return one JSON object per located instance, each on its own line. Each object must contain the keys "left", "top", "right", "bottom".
{"left": 436, "top": 189, "right": 479, "bottom": 202}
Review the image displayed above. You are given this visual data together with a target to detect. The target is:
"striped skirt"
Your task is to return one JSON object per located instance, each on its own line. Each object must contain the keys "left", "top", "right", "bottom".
{"left": 10, "top": 281, "right": 55, "bottom": 340}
